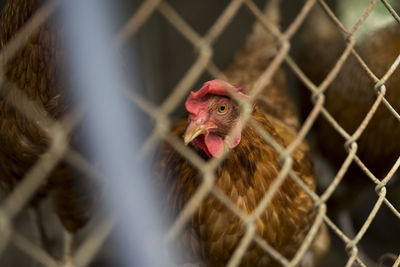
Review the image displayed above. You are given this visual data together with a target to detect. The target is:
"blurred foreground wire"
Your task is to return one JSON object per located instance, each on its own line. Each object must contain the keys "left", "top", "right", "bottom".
{"left": 0, "top": 0, "right": 398, "bottom": 266}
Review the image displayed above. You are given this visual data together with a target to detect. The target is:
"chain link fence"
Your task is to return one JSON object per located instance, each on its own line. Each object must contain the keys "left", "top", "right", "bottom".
{"left": 0, "top": 0, "right": 399, "bottom": 266}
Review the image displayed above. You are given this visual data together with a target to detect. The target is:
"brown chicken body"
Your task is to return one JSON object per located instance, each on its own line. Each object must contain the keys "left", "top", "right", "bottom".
{"left": 320, "top": 23, "right": 400, "bottom": 175}
{"left": 0, "top": 0, "right": 96, "bottom": 233}
{"left": 299, "top": 6, "right": 400, "bottom": 209}
{"left": 157, "top": 2, "right": 329, "bottom": 266}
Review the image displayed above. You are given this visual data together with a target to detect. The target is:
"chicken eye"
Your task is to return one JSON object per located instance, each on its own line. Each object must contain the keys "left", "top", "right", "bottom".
{"left": 217, "top": 103, "right": 228, "bottom": 114}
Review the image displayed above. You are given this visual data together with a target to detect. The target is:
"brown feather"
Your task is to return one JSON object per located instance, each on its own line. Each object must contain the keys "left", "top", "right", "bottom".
{"left": 0, "top": 0, "right": 97, "bottom": 233}
{"left": 298, "top": 7, "right": 400, "bottom": 210}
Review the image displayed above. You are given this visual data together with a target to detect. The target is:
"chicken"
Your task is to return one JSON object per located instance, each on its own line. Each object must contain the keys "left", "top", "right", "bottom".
{"left": 298, "top": 5, "right": 400, "bottom": 210}
{"left": 156, "top": 1, "right": 329, "bottom": 266}
{"left": 0, "top": 0, "right": 97, "bottom": 248}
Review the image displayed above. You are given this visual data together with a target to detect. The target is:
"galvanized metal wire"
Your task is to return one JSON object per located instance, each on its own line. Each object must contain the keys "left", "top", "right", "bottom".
{"left": 0, "top": 0, "right": 399, "bottom": 266}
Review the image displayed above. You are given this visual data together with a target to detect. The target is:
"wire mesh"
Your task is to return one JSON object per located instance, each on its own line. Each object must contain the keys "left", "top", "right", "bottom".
{"left": 0, "top": 0, "right": 399, "bottom": 266}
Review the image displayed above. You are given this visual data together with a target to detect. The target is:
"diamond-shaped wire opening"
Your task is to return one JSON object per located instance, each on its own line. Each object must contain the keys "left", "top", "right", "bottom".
{"left": 0, "top": 0, "right": 400, "bottom": 266}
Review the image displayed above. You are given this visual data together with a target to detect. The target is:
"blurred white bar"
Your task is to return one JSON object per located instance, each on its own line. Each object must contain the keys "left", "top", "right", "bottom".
{"left": 60, "top": 1, "right": 175, "bottom": 266}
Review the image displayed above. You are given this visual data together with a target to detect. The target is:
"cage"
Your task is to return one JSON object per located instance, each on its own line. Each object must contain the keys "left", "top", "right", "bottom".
{"left": 0, "top": 0, "right": 399, "bottom": 266}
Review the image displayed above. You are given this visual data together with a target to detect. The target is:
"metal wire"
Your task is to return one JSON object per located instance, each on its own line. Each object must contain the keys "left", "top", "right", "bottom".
{"left": 0, "top": 0, "right": 399, "bottom": 266}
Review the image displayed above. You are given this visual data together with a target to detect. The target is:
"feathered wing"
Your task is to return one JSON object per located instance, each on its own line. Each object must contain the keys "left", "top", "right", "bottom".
{"left": 320, "top": 24, "right": 400, "bottom": 174}
{"left": 299, "top": 6, "right": 400, "bottom": 211}
{"left": 0, "top": 0, "right": 97, "bottom": 232}
{"left": 300, "top": 5, "right": 400, "bottom": 174}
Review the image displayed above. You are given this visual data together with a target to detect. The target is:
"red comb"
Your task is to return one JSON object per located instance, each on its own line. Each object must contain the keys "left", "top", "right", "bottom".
{"left": 185, "top": 80, "right": 248, "bottom": 118}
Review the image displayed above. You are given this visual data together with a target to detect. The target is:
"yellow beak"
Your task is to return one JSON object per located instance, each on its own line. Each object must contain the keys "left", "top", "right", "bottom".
{"left": 184, "top": 122, "right": 215, "bottom": 145}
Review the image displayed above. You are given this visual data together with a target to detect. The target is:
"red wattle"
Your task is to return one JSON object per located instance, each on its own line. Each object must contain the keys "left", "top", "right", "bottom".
{"left": 205, "top": 133, "right": 224, "bottom": 158}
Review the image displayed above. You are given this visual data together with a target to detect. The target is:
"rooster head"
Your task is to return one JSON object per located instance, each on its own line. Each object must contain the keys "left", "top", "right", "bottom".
{"left": 184, "top": 80, "right": 249, "bottom": 158}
